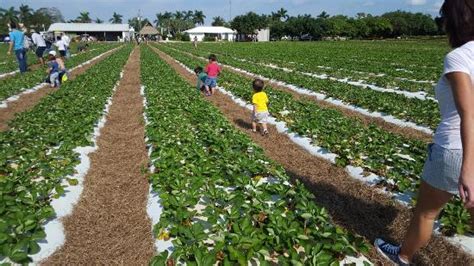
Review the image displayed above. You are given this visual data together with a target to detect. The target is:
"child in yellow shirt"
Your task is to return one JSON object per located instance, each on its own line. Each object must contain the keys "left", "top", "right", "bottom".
{"left": 251, "top": 79, "right": 269, "bottom": 135}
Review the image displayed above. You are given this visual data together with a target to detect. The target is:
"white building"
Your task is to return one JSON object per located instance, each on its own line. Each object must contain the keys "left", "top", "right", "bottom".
{"left": 48, "top": 23, "right": 131, "bottom": 41}
{"left": 256, "top": 28, "right": 270, "bottom": 42}
{"left": 235, "top": 28, "right": 271, "bottom": 42}
{"left": 184, "top": 26, "right": 236, "bottom": 42}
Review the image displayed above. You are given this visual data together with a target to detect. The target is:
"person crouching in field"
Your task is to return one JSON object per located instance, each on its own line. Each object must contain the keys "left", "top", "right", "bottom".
{"left": 194, "top": 66, "right": 207, "bottom": 94}
{"left": 46, "top": 52, "right": 60, "bottom": 87}
{"left": 204, "top": 54, "right": 221, "bottom": 96}
{"left": 45, "top": 51, "right": 67, "bottom": 87}
{"left": 252, "top": 79, "right": 269, "bottom": 136}
{"left": 375, "top": 1, "right": 474, "bottom": 265}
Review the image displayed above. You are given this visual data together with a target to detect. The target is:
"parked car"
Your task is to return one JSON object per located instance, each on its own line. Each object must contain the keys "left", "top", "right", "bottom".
{"left": 299, "top": 34, "right": 313, "bottom": 41}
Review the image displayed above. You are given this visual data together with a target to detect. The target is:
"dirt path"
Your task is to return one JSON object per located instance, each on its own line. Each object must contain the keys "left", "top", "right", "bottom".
{"left": 0, "top": 48, "right": 118, "bottom": 132}
{"left": 44, "top": 47, "right": 155, "bottom": 264}
{"left": 151, "top": 46, "right": 473, "bottom": 266}
{"left": 160, "top": 45, "right": 432, "bottom": 142}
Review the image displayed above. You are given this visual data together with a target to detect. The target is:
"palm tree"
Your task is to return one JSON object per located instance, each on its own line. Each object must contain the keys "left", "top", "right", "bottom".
{"left": 128, "top": 17, "right": 150, "bottom": 31}
{"left": 184, "top": 10, "right": 194, "bottom": 21}
{"left": 76, "top": 11, "right": 91, "bottom": 23}
{"left": 155, "top": 12, "right": 173, "bottom": 34}
{"left": 0, "top": 7, "right": 19, "bottom": 23}
{"left": 212, "top": 16, "right": 225, "bottom": 26}
{"left": 109, "top": 12, "right": 123, "bottom": 24}
{"left": 95, "top": 18, "right": 103, "bottom": 23}
{"left": 173, "top": 11, "right": 183, "bottom": 20}
{"left": 154, "top": 12, "right": 164, "bottom": 27}
{"left": 276, "top": 8, "right": 288, "bottom": 21}
{"left": 317, "top": 11, "right": 330, "bottom": 19}
{"left": 193, "top": 10, "right": 206, "bottom": 25}
{"left": 18, "top": 4, "right": 33, "bottom": 23}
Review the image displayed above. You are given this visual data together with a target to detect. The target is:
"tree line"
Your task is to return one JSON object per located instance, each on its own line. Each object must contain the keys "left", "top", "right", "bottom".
{"left": 0, "top": 5, "right": 208, "bottom": 37}
{"left": 233, "top": 9, "right": 441, "bottom": 40}
{"left": 0, "top": 5, "right": 64, "bottom": 34}
{"left": 1, "top": 5, "right": 442, "bottom": 40}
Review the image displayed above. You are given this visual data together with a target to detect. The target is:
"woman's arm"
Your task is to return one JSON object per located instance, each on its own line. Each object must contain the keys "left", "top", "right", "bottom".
{"left": 447, "top": 72, "right": 474, "bottom": 208}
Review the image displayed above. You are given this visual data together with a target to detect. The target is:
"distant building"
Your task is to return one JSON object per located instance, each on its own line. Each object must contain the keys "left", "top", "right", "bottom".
{"left": 256, "top": 28, "right": 270, "bottom": 42}
{"left": 139, "top": 22, "right": 161, "bottom": 41}
{"left": 236, "top": 28, "right": 270, "bottom": 42}
{"left": 48, "top": 23, "right": 132, "bottom": 41}
{"left": 184, "top": 26, "right": 236, "bottom": 42}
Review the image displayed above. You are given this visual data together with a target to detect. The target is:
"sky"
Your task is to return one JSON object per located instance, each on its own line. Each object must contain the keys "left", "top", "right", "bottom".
{"left": 2, "top": 0, "right": 444, "bottom": 24}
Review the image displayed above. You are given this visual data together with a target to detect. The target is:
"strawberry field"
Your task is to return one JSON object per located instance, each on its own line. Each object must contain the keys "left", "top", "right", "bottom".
{"left": 0, "top": 41, "right": 472, "bottom": 265}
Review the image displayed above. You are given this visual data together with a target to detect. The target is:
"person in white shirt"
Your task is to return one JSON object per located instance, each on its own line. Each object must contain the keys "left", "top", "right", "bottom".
{"left": 61, "top": 33, "right": 70, "bottom": 56}
{"left": 31, "top": 29, "right": 46, "bottom": 65}
{"left": 375, "top": 1, "right": 474, "bottom": 265}
{"left": 54, "top": 39, "right": 67, "bottom": 58}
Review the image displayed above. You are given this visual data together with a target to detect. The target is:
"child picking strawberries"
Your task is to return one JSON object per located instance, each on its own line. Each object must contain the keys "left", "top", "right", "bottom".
{"left": 194, "top": 66, "right": 207, "bottom": 93}
{"left": 204, "top": 54, "right": 221, "bottom": 96}
{"left": 251, "top": 79, "right": 269, "bottom": 136}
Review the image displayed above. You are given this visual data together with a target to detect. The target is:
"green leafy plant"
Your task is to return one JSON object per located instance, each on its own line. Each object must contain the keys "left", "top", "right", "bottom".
{"left": 154, "top": 43, "right": 470, "bottom": 236}
{"left": 0, "top": 43, "right": 121, "bottom": 102}
{"left": 0, "top": 45, "right": 132, "bottom": 263}
{"left": 141, "top": 45, "right": 370, "bottom": 264}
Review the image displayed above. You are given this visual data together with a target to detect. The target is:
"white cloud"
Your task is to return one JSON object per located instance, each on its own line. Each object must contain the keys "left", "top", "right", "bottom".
{"left": 433, "top": 0, "right": 443, "bottom": 9}
{"left": 407, "top": 0, "right": 427, "bottom": 6}
{"left": 429, "top": 0, "right": 443, "bottom": 13}
{"left": 363, "top": 1, "right": 375, "bottom": 7}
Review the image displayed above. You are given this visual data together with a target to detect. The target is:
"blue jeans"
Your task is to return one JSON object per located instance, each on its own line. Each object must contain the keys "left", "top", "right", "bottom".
{"left": 205, "top": 77, "right": 217, "bottom": 88}
{"left": 15, "top": 48, "right": 27, "bottom": 73}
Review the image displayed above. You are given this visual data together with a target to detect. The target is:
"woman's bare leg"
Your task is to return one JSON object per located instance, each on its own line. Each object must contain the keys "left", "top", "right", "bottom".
{"left": 399, "top": 181, "right": 453, "bottom": 262}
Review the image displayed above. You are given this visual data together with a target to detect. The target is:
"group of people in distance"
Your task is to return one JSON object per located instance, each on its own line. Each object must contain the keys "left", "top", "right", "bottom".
{"left": 194, "top": 54, "right": 269, "bottom": 136}
{"left": 6, "top": 21, "right": 73, "bottom": 87}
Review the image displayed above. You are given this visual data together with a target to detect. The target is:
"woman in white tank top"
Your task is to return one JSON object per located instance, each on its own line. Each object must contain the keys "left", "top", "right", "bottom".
{"left": 375, "top": 1, "right": 474, "bottom": 265}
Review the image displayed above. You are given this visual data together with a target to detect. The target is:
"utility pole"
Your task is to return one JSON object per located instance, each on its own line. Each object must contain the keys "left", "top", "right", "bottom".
{"left": 229, "top": 0, "right": 232, "bottom": 21}
{"left": 138, "top": 9, "right": 142, "bottom": 39}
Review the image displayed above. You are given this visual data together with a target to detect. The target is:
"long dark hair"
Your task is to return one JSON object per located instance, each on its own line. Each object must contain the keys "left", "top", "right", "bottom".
{"left": 440, "top": 0, "right": 474, "bottom": 48}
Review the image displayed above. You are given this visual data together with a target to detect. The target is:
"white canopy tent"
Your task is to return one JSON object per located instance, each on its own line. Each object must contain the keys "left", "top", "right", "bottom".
{"left": 184, "top": 26, "right": 236, "bottom": 42}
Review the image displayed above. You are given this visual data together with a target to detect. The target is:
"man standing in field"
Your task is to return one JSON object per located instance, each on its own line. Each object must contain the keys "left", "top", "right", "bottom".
{"left": 61, "top": 33, "right": 71, "bottom": 58}
{"left": 7, "top": 21, "right": 27, "bottom": 73}
{"left": 31, "top": 29, "right": 47, "bottom": 65}
{"left": 54, "top": 38, "right": 67, "bottom": 59}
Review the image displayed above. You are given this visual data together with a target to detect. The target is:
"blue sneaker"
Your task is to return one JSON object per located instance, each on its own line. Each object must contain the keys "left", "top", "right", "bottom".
{"left": 374, "top": 238, "right": 410, "bottom": 266}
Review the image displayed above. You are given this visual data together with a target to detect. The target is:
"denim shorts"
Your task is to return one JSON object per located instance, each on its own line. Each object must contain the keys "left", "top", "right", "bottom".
{"left": 421, "top": 143, "right": 462, "bottom": 195}
{"left": 205, "top": 77, "right": 217, "bottom": 88}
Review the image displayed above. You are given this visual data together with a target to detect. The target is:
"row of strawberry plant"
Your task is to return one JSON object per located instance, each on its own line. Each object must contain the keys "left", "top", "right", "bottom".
{"left": 0, "top": 53, "right": 38, "bottom": 76}
{"left": 0, "top": 45, "right": 133, "bottom": 264}
{"left": 172, "top": 42, "right": 436, "bottom": 95}
{"left": 0, "top": 43, "right": 121, "bottom": 101}
{"left": 0, "top": 42, "right": 106, "bottom": 75}
{"left": 141, "top": 45, "right": 370, "bottom": 265}
{"left": 155, "top": 44, "right": 471, "bottom": 236}
{"left": 166, "top": 43, "right": 441, "bottom": 130}
{"left": 170, "top": 41, "right": 444, "bottom": 92}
